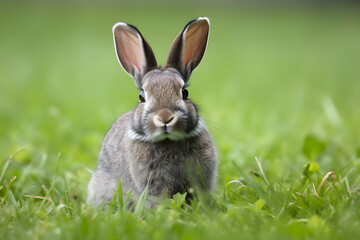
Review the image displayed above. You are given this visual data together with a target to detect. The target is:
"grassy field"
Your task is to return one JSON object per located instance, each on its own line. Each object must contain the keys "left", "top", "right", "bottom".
{"left": 1, "top": 1, "right": 360, "bottom": 239}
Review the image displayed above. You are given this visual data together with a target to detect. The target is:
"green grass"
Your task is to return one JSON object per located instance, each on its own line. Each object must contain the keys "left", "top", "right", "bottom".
{"left": 1, "top": 1, "right": 360, "bottom": 239}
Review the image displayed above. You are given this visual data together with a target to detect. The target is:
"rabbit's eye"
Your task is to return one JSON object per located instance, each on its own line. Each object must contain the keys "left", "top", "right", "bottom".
{"left": 139, "top": 91, "right": 146, "bottom": 103}
{"left": 182, "top": 88, "right": 189, "bottom": 100}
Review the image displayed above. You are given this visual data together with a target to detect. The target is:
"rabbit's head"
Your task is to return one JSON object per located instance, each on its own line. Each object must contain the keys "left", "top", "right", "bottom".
{"left": 113, "top": 18, "right": 210, "bottom": 142}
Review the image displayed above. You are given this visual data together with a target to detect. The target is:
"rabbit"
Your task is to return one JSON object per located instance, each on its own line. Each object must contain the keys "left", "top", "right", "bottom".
{"left": 87, "top": 17, "right": 218, "bottom": 208}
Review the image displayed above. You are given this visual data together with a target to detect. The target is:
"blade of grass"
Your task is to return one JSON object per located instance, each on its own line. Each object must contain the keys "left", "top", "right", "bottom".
{"left": 0, "top": 147, "right": 26, "bottom": 184}
{"left": 38, "top": 152, "right": 61, "bottom": 211}
{"left": 4, "top": 176, "right": 19, "bottom": 208}
{"left": 117, "top": 178, "right": 123, "bottom": 210}
{"left": 134, "top": 186, "right": 149, "bottom": 219}
{"left": 254, "top": 156, "right": 271, "bottom": 188}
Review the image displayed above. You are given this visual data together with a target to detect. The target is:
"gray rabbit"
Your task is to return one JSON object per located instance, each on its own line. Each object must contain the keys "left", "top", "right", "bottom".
{"left": 87, "top": 17, "right": 218, "bottom": 207}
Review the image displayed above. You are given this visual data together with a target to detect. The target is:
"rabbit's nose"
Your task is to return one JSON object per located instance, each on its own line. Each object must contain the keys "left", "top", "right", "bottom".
{"left": 154, "top": 108, "right": 176, "bottom": 127}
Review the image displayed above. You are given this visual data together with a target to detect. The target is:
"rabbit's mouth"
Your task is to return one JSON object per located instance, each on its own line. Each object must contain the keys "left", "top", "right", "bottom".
{"left": 148, "top": 120, "right": 186, "bottom": 141}
{"left": 128, "top": 121, "right": 200, "bottom": 142}
{"left": 128, "top": 112, "right": 202, "bottom": 142}
{"left": 152, "top": 111, "right": 182, "bottom": 138}
{"left": 159, "top": 125, "right": 178, "bottom": 137}
{"left": 163, "top": 125, "right": 174, "bottom": 134}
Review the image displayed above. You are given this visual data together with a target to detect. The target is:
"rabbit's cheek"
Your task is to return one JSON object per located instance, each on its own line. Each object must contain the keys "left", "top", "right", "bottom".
{"left": 132, "top": 105, "right": 146, "bottom": 132}
{"left": 184, "top": 102, "right": 199, "bottom": 132}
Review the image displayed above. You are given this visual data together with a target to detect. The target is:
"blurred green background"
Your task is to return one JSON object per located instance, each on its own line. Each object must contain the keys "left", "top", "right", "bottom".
{"left": 0, "top": 1, "right": 360, "bottom": 238}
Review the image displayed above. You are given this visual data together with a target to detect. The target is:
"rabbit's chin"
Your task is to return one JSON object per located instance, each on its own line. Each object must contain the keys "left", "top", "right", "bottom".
{"left": 153, "top": 131, "right": 189, "bottom": 142}
{"left": 128, "top": 126, "right": 202, "bottom": 142}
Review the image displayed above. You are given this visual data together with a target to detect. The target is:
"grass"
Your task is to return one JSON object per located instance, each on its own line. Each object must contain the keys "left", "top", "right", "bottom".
{"left": 1, "top": 1, "right": 360, "bottom": 239}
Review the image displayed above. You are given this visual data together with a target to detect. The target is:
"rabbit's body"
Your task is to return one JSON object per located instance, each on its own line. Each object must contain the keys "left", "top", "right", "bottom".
{"left": 87, "top": 18, "right": 218, "bottom": 207}
{"left": 88, "top": 112, "right": 216, "bottom": 207}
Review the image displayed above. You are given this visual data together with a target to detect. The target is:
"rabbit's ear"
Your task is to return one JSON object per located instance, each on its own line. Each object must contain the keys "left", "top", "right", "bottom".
{"left": 113, "top": 23, "right": 157, "bottom": 89}
{"left": 166, "top": 17, "right": 209, "bottom": 81}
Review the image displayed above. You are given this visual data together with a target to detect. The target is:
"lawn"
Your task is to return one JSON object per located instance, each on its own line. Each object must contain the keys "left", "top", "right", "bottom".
{"left": 1, "top": 1, "right": 360, "bottom": 239}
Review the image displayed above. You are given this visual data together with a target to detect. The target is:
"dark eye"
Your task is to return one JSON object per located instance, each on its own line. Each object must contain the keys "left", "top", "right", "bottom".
{"left": 182, "top": 88, "right": 189, "bottom": 100}
{"left": 139, "top": 91, "right": 145, "bottom": 103}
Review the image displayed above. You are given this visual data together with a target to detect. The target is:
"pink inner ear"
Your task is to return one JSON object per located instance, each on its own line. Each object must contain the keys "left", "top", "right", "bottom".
{"left": 183, "top": 21, "right": 209, "bottom": 68}
{"left": 115, "top": 27, "right": 146, "bottom": 76}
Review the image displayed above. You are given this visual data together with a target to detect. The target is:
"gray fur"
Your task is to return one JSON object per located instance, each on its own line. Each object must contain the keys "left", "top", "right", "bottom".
{"left": 87, "top": 17, "right": 218, "bottom": 207}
